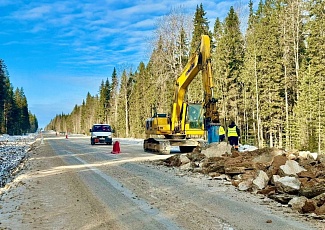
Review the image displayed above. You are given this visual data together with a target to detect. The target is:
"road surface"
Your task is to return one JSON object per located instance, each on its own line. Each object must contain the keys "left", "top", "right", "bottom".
{"left": 0, "top": 135, "right": 323, "bottom": 230}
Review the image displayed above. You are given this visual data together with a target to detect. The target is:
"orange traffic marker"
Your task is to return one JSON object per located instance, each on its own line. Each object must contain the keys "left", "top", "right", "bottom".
{"left": 111, "top": 141, "right": 121, "bottom": 154}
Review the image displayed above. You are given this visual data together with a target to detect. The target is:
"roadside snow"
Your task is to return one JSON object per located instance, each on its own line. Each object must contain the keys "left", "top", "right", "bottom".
{"left": 0, "top": 134, "right": 37, "bottom": 187}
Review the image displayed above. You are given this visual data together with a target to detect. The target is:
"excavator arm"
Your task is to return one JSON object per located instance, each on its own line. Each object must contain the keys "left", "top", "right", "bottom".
{"left": 171, "top": 35, "right": 219, "bottom": 134}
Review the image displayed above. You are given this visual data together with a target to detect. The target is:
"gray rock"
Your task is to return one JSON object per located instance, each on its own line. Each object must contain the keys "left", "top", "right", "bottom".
{"left": 275, "top": 176, "right": 301, "bottom": 194}
{"left": 279, "top": 160, "right": 306, "bottom": 176}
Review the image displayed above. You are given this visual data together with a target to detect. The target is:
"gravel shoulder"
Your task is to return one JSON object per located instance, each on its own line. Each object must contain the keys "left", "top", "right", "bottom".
{"left": 0, "top": 138, "right": 324, "bottom": 230}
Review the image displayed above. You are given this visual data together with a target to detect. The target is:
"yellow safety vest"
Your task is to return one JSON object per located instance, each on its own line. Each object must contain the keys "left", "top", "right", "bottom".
{"left": 228, "top": 126, "right": 238, "bottom": 137}
{"left": 219, "top": 126, "right": 225, "bottom": 135}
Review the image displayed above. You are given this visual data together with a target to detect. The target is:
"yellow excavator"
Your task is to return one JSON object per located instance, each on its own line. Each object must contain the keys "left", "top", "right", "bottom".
{"left": 144, "top": 35, "right": 219, "bottom": 154}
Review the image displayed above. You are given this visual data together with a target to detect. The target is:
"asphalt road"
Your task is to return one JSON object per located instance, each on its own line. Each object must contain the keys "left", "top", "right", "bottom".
{"left": 0, "top": 135, "right": 322, "bottom": 230}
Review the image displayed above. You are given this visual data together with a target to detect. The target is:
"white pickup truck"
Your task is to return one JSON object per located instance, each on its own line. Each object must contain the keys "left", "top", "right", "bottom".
{"left": 89, "top": 124, "right": 113, "bottom": 145}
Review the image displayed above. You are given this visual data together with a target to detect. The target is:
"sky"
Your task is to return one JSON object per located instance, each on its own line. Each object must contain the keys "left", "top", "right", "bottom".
{"left": 0, "top": 0, "right": 252, "bottom": 129}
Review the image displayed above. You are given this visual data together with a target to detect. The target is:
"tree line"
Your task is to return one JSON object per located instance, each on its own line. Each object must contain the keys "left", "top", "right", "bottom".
{"left": 46, "top": 0, "right": 325, "bottom": 153}
{"left": 0, "top": 59, "right": 38, "bottom": 135}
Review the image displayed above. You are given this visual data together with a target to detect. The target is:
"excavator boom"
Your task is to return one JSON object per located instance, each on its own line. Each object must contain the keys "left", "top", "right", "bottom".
{"left": 144, "top": 35, "right": 219, "bottom": 154}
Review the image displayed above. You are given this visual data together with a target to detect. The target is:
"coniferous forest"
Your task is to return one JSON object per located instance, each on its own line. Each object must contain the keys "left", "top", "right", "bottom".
{"left": 46, "top": 0, "right": 325, "bottom": 153}
{"left": 0, "top": 59, "right": 38, "bottom": 135}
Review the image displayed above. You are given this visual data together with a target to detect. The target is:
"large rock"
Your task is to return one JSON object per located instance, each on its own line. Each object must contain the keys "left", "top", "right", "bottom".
{"left": 238, "top": 179, "right": 253, "bottom": 191}
{"left": 275, "top": 176, "right": 301, "bottom": 194}
{"left": 288, "top": 196, "right": 308, "bottom": 213}
{"left": 288, "top": 196, "right": 316, "bottom": 213}
{"left": 267, "top": 155, "right": 287, "bottom": 178}
{"left": 201, "top": 142, "right": 232, "bottom": 158}
{"left": 163, "top": 155, "right": 181, "bottom": 167}
{"left": 299, "top": 178, "right": 325, "bottom": 198}
{"left": 200, "top": 157, "right": 225, "bottom": 174}
{"left": 299, "top": 151, "right": 318, "bottom": 160}
{"left": 279, "top": 160, "right": 306, "bottom": 176}
{"left": 252, "top": 170, "right": 269, "bottom": 190}
{"left": 302, "top": 200, "right": 317, "bottom": 213}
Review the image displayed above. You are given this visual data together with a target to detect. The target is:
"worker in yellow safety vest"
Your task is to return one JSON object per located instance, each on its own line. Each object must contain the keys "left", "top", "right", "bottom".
{"left": 218, "top": 125, "right": 225, "bottom": 142}
{"left": 227, "top": 121, "right": 240, "bottom": 150}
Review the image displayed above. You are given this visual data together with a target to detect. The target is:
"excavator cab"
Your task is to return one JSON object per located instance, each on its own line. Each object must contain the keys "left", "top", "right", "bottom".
{"left": 184, "top": 103, "right": 205, "bottom": 137}
{"left": 186, "top": 103, "right": 203, "bottom": 129}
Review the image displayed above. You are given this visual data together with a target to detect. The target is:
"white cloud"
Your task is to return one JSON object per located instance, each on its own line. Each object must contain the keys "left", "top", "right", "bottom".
{"left": 1, "top": 0, "right": 253, "bottom": 127}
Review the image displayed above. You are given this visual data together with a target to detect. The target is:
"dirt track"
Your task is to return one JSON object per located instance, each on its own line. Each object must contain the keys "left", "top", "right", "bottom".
{"left": 0, "top": 137, "right": 323, "bottom": 230}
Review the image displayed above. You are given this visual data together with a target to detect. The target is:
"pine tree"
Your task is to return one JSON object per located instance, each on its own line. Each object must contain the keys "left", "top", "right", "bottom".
{"left": 188, "top": 4, "right": 210, "bottom": 102}
{"left": 29, "top": 112, "right": 38, "bottom": 133}
{"left": 129, "top": 62, "right": 148, "bottom": 138}
{"left": 239, "top": 0, "right": 259, "bottom": 146}
{"left": 4, "top": 78, "right": 18, "bottom": 135}
{"left": 294, "top": 0, "right": 325, "bottom": 152}
{"left": 0, "top": 60, "right": 7, "bottom": 133}
{"left": 116, "top": 70, "right": 129, "bottom": 137}
{"left": 109, "top": 68, "right": 119, "bottom": 134}
{"left": 98, "top": 78, "right": 111, "bottom": 124}
{"left": 14, "top": 88, "right": 30, "bottom": 134}
{"left": 190, "top": 4, "right": 210, "bottom": 52}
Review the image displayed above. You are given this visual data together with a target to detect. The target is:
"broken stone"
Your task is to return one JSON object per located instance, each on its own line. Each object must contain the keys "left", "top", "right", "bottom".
{"left": 299, "top": 151, "right": 318, "bottom": 160}
{"left": 179, "top": 162, "right": 192, "bottom": 170}
{"left": 271, "top": 175, "right": 281, "bottom": 185}
{"left": 297, "top": 171, "right": 316, "bottom": 179}
{"left": 201, "top": 157, "right": 225, "bottom": 174}
{"left": 252, "top": 170, "right": 269, "bottom": 190}
{"left": 186, "top": 152, "right": 205, "bottom": 162}
{"left": 179, "top": 154, "right": 190, "bottom": 165}
{"left": 269, "top": 193, "right": 296, "bottom": 204}
{"left": 225, "top": 166, "right": 246, "bottom": 175}
{"left": 157, "top": 146, "right": 325, "bottom": 217}
{"left": 275, "top": 176, "right": 301, "bottom": 194}
{"left": 163, "top": 155, "right": 181, "bottom": 167}
{"left": 267, "top": 155, "right": 287, "bottom": 177}
{"left": 302, "top": 200, "right": 317, "bottom": 213}
{"left": 288, "top": 196, "right": 308, "bottom": 213}
{"left": 257, "top": 186, "right": 276, "bottom": 195}
{"left": 238, "top": 179, "right": 253, "bottom": 191}
{"left": 299, "top": 178, "right": 325, "bottom": 198}
{"left": 279, "top": 160, "right": 306, "bottom": 176}
{"left": 201, "top": 142, "right": 232, "bottom": 158}
{"left": 287, "top": 153, "right": 297, "bottom": 160}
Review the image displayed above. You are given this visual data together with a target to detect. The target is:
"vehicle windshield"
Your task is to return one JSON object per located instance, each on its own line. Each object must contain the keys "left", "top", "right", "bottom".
{"left": 187, "top": 104, "right": 203, "bottom": 129}
{"left": 92, "top": 125, "right": 111, "bottom": 132}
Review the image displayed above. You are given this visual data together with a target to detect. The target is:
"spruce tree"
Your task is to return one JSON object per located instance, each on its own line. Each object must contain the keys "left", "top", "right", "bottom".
{"left": 214, "top": 6, "right": 244, "bottom": 127}
{"left": 188, "top": 4, "right": 210, "bottom": 102}
{"left": 14, "top": 88, "right": 30, "bottom": 134}
{"left": 0, "top": 60, "right": 7, "bottom": 133}
{"left": 109, "top": 68, "right": 119, "bottom": 134}
{"left": 294, "top": 0, "right": 325, "bottom": 152}
{"left": 129, "top": 62, "right": 148, "bottom": 138}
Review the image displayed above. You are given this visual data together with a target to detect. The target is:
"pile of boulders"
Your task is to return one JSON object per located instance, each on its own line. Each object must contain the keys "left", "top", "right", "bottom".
{"left": 160, "top": 142, "right": 325, "bottom": 218}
